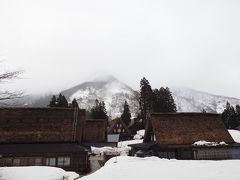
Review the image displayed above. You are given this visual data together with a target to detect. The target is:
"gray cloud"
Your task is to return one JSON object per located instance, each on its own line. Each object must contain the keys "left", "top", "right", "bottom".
{"left": 0, "top": 0, "right": 240, "bottom": 98}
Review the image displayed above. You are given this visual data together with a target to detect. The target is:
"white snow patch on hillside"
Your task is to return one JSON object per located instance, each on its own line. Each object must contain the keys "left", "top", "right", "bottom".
{"left": 172, "top": 88, "right": 240, "bottom": 113}
{"left": 81, "top": 156, "right": 240, "bottom": 180}
{"left": 0, "top": 166, "right": 79, "bottom": 180}
{"left": 229, "top": 130, "right": 240, "bottom": 143}
{"left": 69, "top": 78, "right": 139, "bottom": 118}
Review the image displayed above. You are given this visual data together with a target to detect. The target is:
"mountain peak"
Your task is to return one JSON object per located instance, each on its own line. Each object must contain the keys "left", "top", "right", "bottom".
{"left": 88, "top": 73, "right": 118, "bottom": 83}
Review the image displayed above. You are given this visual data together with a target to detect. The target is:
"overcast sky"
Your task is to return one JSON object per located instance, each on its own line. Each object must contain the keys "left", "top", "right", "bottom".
{"left": 0, "top": 0, "right": 240, "bottom": 98}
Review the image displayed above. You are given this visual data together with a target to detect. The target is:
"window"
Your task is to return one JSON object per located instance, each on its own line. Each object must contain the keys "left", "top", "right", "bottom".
{"left": 58, "top": 157, "right": 70, "bottom": 167}
{"left": 158, "top": 152, "right": 176, "bottom": 159}
{"left": 120, "top": 124, "right": 122, "bottom": 128}
{"left": 13, "top": 158, "right": 20, "bottom": 166}
{"left": 28, "top": 158, "right": 35, "bottom": 165}
{"left": 123, "top": 129, "right": 125, "bottom": 133}
{"left": 118, "top": 129, "right": 121, "bottom": 133}
{"left": 194, "top": 148, "right": 239, "bottom": 160}
{"left": 46, "top": 158, "right": 56, "bottom": 166}
{"left": 1, "top": 158, "right": 13, "bottom": 166}
{"left": 35, "top": 158, "right": 42, "bottom": 166}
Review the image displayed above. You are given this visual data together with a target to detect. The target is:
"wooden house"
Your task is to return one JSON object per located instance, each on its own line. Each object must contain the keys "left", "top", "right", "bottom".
{"left": 129, "top": 113, "right": 240, "bottom": 160}
{"left": 107, "top": 118, "right": 132, "bottom": 141}
{"left": 0, "top": 108, "right": 89, "bottom": 173}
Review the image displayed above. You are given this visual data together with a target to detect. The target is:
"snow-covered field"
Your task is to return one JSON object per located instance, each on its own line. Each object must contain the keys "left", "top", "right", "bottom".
{"left": 0, "top": 166, "right": 79, "bottom": 180}
{"left": 84, "top": 130, "right": 240, "bottom": 180}
{"left": 82, "top": 156, "right": 240, "bottom": 180}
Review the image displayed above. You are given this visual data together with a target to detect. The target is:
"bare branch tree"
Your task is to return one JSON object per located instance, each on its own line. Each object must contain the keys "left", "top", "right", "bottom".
{"left": 0, "top": 70, "right": 23, "bottom": 82}
{"left": 0, "top": 62, "right": 24, "bottom": 105}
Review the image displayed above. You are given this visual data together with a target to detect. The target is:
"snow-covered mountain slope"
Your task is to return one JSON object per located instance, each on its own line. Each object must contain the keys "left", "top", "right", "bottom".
{"left": 172, "top": 88, "right": 240, "bottom": 113}
{"left": 30, "top": 75, "right": 240, "bottom": 118}
{"left": 61, "top": 75, "right": 139, "bottom": 118}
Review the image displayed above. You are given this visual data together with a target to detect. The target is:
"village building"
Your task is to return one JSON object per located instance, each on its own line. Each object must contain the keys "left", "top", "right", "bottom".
{"left": 107, "top": 118, "right": 132, "bottom": 142}
{"left": 0, "top": 108, "right": 89, "bottom": 173}
{"left": 129, "top": 113, "right": 240, "bottom": 160}
{"left": 82, "top": 119, "right": 117, "bottom": 148}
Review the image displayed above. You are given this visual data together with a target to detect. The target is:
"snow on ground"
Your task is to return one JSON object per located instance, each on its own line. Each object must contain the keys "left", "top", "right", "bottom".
{"left": 229, "top": 130, "right": 240, "bottom": 143}
{"left": 82, "top": 156, "right": 240, "bottom": 180}
{"left": 0, "top": 166, "right": 79, "bottom": 180}
{"left": 91, "top": 139, "right": 143, "bottom": 156}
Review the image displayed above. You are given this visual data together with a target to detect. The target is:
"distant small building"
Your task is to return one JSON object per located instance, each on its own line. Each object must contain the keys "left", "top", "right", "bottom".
{"left": 82, "top": 119, "right": 117, "bottom": 147}
{"left": 107, "top": 118, "right": 132, "bottom": 141}
{"left": 0, "top": 108, "right": 89, "bottom": 173}
{"left": 129, "top": 113, "right": 240, "bottom": 160}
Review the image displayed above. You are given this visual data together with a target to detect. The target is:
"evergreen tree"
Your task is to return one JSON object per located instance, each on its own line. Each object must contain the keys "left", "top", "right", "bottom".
{"left": 71, "top": 98, "right": 79, "bottom": 108}
{"left": 99, "top": 101, "right": 108, "bottom": 119}
{"left": 121, "top": 101, "right": 131, "bottom": 126}
{"left": 48, "top": 95, "right": 57, "bottom": 107}
{"left": 236, "top": 105, "right": 240, "bottom": 127}
{"left": 139, "top": 77, "right": 153, "bottom": 126}
{"left": 91, "top": 99, "right": 108, "bottom": 120}
{"left": 57, "top": 94, "right": 68, "bottom": 107}
{"left": 222, "top": 102, "right": 239, "bottom": 129}
{"left": 222, "top": 102, "right": 231, "bottom": 128}
{"left": 49, "top": 94, "right": 69, "bottom": 108}
{"left": 152, "top": 87, "right": 176, "bottom": 112}
{"left": 91, "top": 99, "right": 100, "bottom": 119}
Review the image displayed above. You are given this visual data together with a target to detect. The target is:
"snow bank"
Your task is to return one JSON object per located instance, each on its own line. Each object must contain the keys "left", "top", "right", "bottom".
{"left": 229, "top": 130, "right": 240, "bottom": 143}
{"left": 0, "top": 166, "right": 79, "bottom": 180}
{"left": 91, "top": 139, "right": 143, "bottom": 156}
{"left": 133, "top": 130, "right": 145, "bottom": 140}
{"left": 117, "top": 139, "right": 143, "bottom": 148}
{"left": 82, "top": 156, "right": 240, "bottom": 180}
{"left": 193, "top": 141, "right": 228, "bottom": 146}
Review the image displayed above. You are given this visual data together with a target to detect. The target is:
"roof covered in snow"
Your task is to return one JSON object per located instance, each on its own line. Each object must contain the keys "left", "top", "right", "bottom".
{"left": 148, "top": 113, "right": 234, "bottom": 145}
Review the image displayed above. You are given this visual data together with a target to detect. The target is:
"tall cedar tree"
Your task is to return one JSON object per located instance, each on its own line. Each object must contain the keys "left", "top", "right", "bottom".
{"left": 139, "top": 77, "right": 153, "bottom": 126}
{"left": 71, "top": 98, "right": 79, "bottom": 108}
{"left": 121, "top": 101, "right": 131, "bottom": 126}
{"left": 48, "top": 94, "right": 69, "bottom": 108}
{"left": 57, "top": 94, "right": 69, "bottom": 107}
{"left": 91, "top": 99, "right": 108, "bottom": 120}
{"left": 222, "top": 102, "right": 240, "bottom": 129}
{"left": 49, "top": 95, "right": 57, "bottom": 107}
{"left": 152, "top": 87, "right": 177, "bottom": 112}
{"left": 236, "top": 105, "right": 240, "bottom": 127}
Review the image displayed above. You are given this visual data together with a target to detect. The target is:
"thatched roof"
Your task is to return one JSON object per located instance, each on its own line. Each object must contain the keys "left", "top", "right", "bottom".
{"left": 149, "top": 113, "right": 234, "bottom": 145}
{"left": 0, "top": 108, "right": 85, "bottom": 144}
{"left": 83, "top": 119, "right": 107, "bottom": 142}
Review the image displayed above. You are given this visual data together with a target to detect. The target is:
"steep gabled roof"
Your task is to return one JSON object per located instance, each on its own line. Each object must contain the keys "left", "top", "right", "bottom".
{"left": 107, "top": 118, "right": 131, "bottom": 135}
{"left": 145, "top": 113, "right": 235, "bottom": 145}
